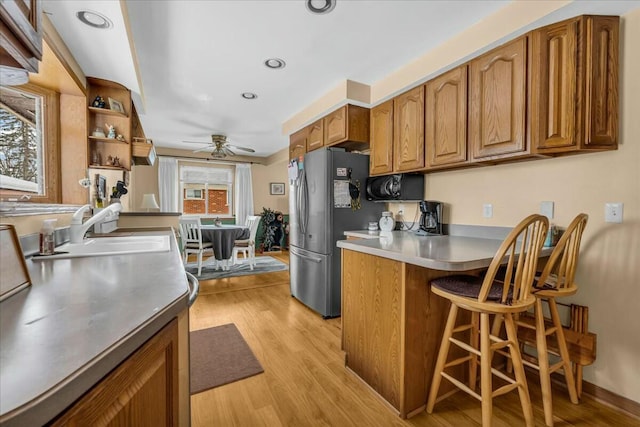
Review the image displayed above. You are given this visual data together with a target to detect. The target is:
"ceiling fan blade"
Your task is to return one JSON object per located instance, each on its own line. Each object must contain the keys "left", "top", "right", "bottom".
{"left": 192, "top": 146, "right": 211, "bottom": 153}
{"left": 223, "top": 147, "right": 236, "bottom": 156}
{"left": 182, "top": 140, "right": 210, "bottom": 145}
{"left": 227, "top": 144, "right": 255, "bottom": 153}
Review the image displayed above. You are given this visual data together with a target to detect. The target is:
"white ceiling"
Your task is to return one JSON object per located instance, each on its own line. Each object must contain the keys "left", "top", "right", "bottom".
{"left": 42, "top": 1, "right": 639, "bottom": 159}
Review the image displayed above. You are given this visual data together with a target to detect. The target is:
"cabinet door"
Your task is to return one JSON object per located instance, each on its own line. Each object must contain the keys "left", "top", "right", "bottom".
{"left": 394, "top": 86, "right": 425, "bottom": 171}
{"left": 0, "top": 0, "right": 42, "bottom": 73}
{"left": 306, "top": 119, "right": 324, "bottom": 151}
{"left": 425, "top": 66, "right": 468, "bottom": 168}
{"left": 289, "top": 127, "right": 308, "bottom": 160}
{"left": 582, "top": 16, "right": 618, "bottom": 148}
{"left": 369, "top": 99, "right": 394, "bottom": 175}
{"left": 531, "top": 18, "right": 578, "bottom": 151}
{"left": 324, "top": 105, "right": 347, "bottom": 146}
{"left": 51, "top": 319, "right": 179, "bottom": 426}
{"left": 469, "top": 37, "right": 527, "bottom": 161}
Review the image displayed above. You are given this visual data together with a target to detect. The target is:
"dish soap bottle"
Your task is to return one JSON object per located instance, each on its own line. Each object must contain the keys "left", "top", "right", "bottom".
{"left": 39, "top": 219, "right": 57, "bottom": 255}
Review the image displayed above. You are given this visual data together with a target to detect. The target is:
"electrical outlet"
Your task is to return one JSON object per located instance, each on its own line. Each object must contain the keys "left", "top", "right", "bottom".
{"left": 605, "top": 202, "right": 623, "bottom": 223}
{"left": 398, "top": 203, "right": 405, "bottom": 217}
{"left": 540, "top": 201, "right": 554, "bottom": 219}
{"left": 483, "top": 204, "right": 493, "bottom": 218}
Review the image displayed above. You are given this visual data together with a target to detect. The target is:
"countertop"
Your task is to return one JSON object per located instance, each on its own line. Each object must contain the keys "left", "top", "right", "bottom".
{"left": 337, "top": 230, "right": 551, "bottom": 271}
{"left": 0, "top": 229, "right": 189, "bottom": 426}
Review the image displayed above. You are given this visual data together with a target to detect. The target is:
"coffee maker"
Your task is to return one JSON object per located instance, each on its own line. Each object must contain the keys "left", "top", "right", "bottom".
{"left": 419, "top": 201, "right": 443, "bottom": 235}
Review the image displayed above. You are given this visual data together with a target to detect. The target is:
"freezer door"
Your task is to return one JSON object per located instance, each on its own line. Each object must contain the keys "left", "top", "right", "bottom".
{"left": 298, "top": 149, "right": 331, "bottom": 254}
{"left": 290, "top": 246, "right": 331, "bottom": 317}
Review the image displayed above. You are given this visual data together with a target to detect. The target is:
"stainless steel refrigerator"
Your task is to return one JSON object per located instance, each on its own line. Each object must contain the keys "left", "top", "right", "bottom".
{"left": 289, "top": 148, "right": 384, "bottom": 318}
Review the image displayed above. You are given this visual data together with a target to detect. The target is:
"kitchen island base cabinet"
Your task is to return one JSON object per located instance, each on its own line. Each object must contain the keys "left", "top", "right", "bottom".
{"left": 341, "top": 249, "right": 471, "bottom": 418}
{"left": 51, "top": 319, "right": 179, "bottom": 427}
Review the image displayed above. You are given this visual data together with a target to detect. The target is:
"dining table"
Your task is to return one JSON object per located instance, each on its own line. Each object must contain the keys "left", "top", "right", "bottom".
{"left": 200, "top": 224, "right": 249, "bottom": 262}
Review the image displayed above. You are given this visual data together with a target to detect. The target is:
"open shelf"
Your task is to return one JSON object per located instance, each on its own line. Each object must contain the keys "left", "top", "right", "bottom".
{"left": 89, "top": 164, "right": 128, "bottom": 171}
{"left": 88, "top": 106, "right": 128, "bottom": 118}
{"left": 89, "top": 136, "right": 129, "bottom": 144}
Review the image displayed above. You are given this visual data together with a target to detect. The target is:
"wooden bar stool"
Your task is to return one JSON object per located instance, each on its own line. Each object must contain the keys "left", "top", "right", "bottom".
{"left": 426, "top": 214, "right": 549, "bottom": 427}
{"left": 500, "top": 213, "right": 588, "bottom": 426}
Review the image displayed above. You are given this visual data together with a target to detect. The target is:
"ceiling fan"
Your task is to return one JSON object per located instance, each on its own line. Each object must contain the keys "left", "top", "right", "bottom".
{"left": 182, "top": 134, "right": 255, "bottom": 158}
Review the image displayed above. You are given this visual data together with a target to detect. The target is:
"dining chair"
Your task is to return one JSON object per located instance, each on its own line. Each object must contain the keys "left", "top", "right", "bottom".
{"left": 494, "top": 213, "right": 588, "bottom": 426}
{"left": 232, "top": 215, "right": 261, "bottom": 270}
{"left": 426, "top": 214, "right": 549, "bottom": 427}
{"left": 179, "top": 217, "right": 213, "bottom": 276}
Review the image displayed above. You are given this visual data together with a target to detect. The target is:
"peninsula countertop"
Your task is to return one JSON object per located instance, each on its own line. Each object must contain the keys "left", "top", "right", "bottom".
{"left": 0, "top": 229, "right": 189, "bottom": 426}
{"left": 337, "top": 230, "right": 550, "bottom": 271}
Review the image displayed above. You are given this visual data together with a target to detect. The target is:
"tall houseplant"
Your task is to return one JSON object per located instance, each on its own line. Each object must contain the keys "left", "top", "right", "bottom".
{"left": 260, "top": 207, "right": 283, "bottom": 252}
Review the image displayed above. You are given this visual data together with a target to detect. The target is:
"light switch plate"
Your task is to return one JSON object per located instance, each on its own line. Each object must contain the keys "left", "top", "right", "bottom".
{"left": 605, "top": 202, "right": 623, "bottom": 223}
{"left": 540, "top": 201, "right": 554, "bottom": 219}
{"left": 483, "top": 204, "right": 493, "bottom": 218}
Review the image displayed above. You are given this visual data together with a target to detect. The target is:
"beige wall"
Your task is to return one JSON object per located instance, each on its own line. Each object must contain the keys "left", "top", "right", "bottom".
{"left": 251, "top": 149, "right": 289, "bottom": 215}
{"left": 130, "top": 162, "right": 160, "bottom": 212}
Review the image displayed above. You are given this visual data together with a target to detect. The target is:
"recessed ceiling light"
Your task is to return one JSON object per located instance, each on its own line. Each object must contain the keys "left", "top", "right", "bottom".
{"left": 264, "top": 58, "right": 286, "bottom": 69}
{"left": 241, "top": 92, "right": 258, "bottom": 100}
{"left": 76, "top": 10, "right": 113, "bottom": 29}
{"left": 306, "top": 0, "right": 336, "bottom": 15}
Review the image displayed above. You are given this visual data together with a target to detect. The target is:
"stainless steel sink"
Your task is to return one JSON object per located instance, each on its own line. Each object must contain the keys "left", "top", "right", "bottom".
{"left": 32, "top": 235, "right": 171, "bottom": 260}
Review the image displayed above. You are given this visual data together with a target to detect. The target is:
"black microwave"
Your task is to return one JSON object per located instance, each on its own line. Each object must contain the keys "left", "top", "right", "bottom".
{"left": 365, "top": 174, "right": 424, "bottom": 202}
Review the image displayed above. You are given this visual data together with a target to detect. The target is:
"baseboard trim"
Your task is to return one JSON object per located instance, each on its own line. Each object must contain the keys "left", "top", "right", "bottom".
{"left": 582, "top": 380, "right": 640, "bottom": 419}
{"left": 523, "top": 366, "right": 640, "bottom": 419}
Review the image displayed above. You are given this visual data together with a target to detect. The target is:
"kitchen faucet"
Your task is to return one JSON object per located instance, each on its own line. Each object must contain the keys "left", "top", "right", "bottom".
{"left": 70, "top": 203, "right": 122, "bottom": 243}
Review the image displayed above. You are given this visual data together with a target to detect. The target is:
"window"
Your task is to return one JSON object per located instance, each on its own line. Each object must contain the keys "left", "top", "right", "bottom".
{"left": 179, "top": 164, "right": 233, "bottom": 216}
{"left": 0, "top": 83, "right": 59, "bottom": 203}
{"left": 185, "top": 188, "right": 204, "bottom": 200}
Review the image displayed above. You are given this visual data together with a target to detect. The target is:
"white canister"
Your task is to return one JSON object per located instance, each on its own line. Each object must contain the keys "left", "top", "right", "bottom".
{"left": 378, "top": 211, "right": 395, "bottom": 231}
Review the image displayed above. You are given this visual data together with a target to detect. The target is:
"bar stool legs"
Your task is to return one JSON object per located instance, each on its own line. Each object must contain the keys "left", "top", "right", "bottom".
{"left": 533, "top": 297, "right": 579, "bottom": 426}
{"left": 426, "top": 304, "right": 534, "bottom": 427}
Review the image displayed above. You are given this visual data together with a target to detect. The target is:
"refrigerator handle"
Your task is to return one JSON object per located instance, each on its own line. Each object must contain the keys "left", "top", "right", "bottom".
{"left": 301, "top": 169, "right": 309, "bottom": 234}
{"left": 296, "top": 172, "right": 304, "bottom": 234}
{"left": 292, "top": 248, "right": 322, "bottom": 263}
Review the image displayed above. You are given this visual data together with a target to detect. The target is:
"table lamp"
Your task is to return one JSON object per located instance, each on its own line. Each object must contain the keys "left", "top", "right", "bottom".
{"left": 140, "top": 193, "right": 160, "bottom": 212}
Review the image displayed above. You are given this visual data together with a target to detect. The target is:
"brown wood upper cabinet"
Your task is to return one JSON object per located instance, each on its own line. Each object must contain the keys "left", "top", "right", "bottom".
{"left": 323, "top": 104, "right": 369, "bottom": 147}
{"left": 425, "top": 65, "right": 468, "bottom": 169}
{"left": 369, "top": 99, "right": 394, "bottom": 175}
{"left": 289, "top": 126, "right": 308, "bottom": 160}
{"left": 469, "top": 36, "right": 530, "bottom": 162}
{"left": 394, "top": 86, "right": 425, "bottom": 171}
{"left": 0, "top": 0, "right": 42, "bottom": 75}
{"left": 531, "top": 15, "right": 618, "bottom": 154}
{"left": 306, "top": 119, "right": 324, "bottom": 151}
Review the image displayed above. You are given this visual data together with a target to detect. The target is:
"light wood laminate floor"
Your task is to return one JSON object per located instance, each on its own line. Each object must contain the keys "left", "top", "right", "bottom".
{"left": 189, "top": 252, "right": 639, "bottom": 426}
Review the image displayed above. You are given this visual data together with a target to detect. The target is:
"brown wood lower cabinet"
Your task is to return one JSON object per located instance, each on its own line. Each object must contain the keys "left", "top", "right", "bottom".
{"left": 51, "top": 319, "right": 179, "bottom": 427}
{"left": 341, "top": 250, "right": 471, "bottom": 418}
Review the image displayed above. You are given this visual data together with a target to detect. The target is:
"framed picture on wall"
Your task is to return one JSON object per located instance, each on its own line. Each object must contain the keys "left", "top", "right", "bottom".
{"left": 270, "top": 182, "right": 285, "bottom": 195}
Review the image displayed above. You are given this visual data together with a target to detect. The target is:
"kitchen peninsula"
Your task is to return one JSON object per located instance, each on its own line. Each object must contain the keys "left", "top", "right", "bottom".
{"left": 337, "top": 231, "right": 549, "bottom": 418}
{"left": 0, "top": 229, "right": 190, "bottom": 426}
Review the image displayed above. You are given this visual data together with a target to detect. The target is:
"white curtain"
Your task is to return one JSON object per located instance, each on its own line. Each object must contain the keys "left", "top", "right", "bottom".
{"left": 158, "top": 157, "right": 178, "bottom": 212}
{"left": 234, "top": 163, "right": 253, "bottom": 225}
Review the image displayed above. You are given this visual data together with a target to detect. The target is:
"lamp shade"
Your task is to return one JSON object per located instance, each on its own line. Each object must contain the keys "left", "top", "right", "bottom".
{"left": 140, "top": 193, "right": 160, "bottom": 211}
